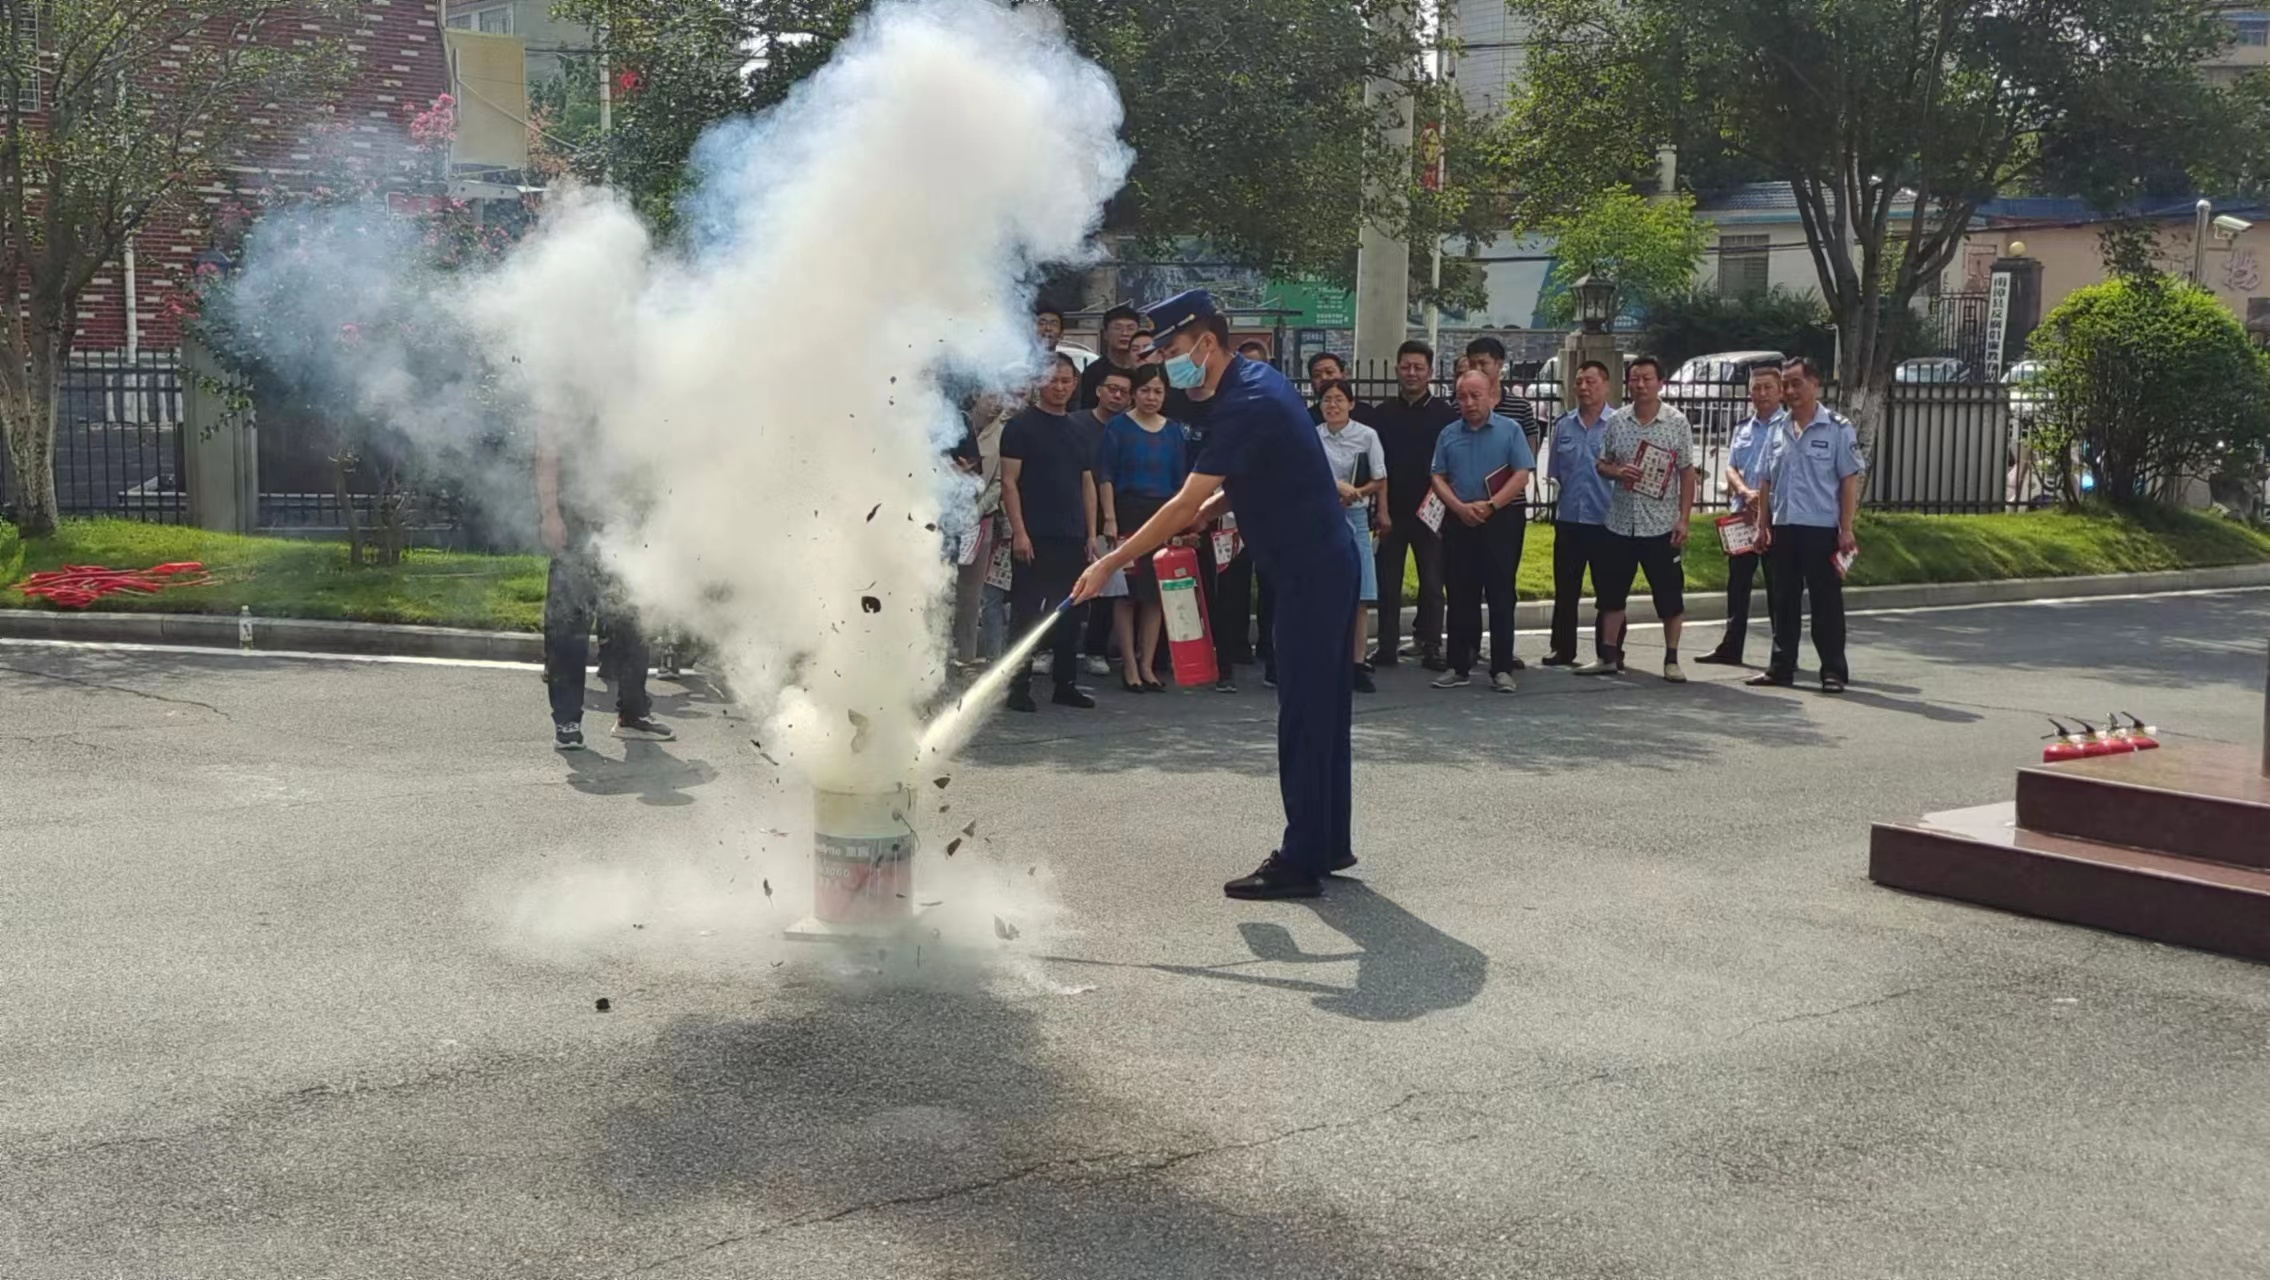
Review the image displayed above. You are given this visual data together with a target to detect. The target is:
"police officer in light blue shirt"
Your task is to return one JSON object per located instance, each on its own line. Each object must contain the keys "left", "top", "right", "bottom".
{"left": 1698, "top": 362, "right": 1787, "bottom": 667}
{"left": 1750, "top": 356, "right": 1867, "bottom": 693}
{"left": 1542, "top": 358, "right": 1618, "bottom": 667}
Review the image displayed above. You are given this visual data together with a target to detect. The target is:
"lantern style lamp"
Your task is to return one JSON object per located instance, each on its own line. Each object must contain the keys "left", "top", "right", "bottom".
{"left": 1574, "top": 274, "right": 1617, "bottom": 334}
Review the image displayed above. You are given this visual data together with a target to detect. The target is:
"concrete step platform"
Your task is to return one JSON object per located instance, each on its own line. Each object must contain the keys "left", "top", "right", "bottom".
{"left": 1870, "top": 800, "right": 2270, "bottom": 964}
{"left": 2015, "top": 744, "right": 2270, "bottom": 871}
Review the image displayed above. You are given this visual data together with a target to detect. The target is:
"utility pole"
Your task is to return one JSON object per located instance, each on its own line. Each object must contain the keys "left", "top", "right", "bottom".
{"left": 1352, "top": 1, "right": 1417, "bottom": 372}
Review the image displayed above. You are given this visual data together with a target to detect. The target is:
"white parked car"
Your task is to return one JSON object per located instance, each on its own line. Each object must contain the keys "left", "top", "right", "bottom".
{"left": 2003, "top": 360, "right": 2049, "bottom": 417}
{"left": 1518, "top": 354, "right": 1562, "bottom": 406}
{"left": 1666, "top": 350, "right": 1783, "bottom": 436}
{"left": 1895, "top": 356, "right": 1970, "bottom": 384}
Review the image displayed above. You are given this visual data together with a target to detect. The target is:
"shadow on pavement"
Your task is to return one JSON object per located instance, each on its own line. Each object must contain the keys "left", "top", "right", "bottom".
{"left": 1056, "top": 881, "right": 1487, "bottom": 1024}
{"left": 561, "top": 739, "right": 719, "bottom": 806}
{"left": 1849, "top": 592, "right": 2270, "bottom": 694}
{"left": 598, "top": 985, "right": 1424, "bottom": 1278}
{"left": 961, "top": 669, "right": 1837, "bottom": 780}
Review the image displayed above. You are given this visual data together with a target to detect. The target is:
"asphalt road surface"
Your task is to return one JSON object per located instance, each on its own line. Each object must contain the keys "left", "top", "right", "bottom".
{"left": 3, "top": 588, "right": 2267, "bottom": 1280}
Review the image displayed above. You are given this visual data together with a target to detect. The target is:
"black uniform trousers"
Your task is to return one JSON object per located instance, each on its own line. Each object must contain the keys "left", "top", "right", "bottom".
{"left": 1442, "top": 512, "right": 1525, "bottom": 678}
{"left": 1766, "top": 524, "right": 1850, "bottom": 682}
{"left": 1373, "top": 512, "right": 1444, "bottom": 660}
{"left": 1009, "top": 537, "right": 1090, "bottom": 692}
{"left": 544, "top": 554, "right": 651, "bottom": 726}
{"left": 1549, "top": 521, "right": 1610, "bottom": 663}
{"left": 1716, "top": 547, "right": 1770, "bottom": 662}
{"left": 1268, "top": 532, "right": 1363, "bottom": 877}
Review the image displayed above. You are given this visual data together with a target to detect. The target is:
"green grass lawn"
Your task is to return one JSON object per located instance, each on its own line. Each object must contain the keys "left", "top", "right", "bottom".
{"left": 1403, "top": 504, "right": 2270, "bottom": 604}
{"left": 0, "top": 520, "right": 549, "bottom": 630}
{"left": 2, "top": 506, "right": 2263, "bottom": 631}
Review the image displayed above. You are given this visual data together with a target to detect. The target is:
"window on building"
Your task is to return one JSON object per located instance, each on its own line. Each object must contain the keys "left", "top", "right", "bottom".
{"left": 2, "top": 0, "right": 38, "bottom": 113}
{"left": 446, "top": 5, "right": 514, "bottom": 34}
{"left": 1717, "top": 234, "right": 1770, "bottom": 297}
{"left": 2235, "top": 17, "right": 2270, "bottom": 45}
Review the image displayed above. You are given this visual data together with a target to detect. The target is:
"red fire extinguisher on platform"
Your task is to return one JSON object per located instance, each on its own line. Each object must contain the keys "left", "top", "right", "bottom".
{"left": 1153, "top": 542, "right": 1219, "bottom": 688}
{"left": 2042, "top": 719, "right": 2089, "bottom": 763}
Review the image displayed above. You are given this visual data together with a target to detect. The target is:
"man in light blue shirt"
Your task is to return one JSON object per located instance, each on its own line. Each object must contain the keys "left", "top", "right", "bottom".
{"left": 1751, "top": 356, "right": 1867, "bottom": 693}
{"left": 1698, "top": 363, "right": 1786, "bottom": 667}
{"left": 1428, "top": 370, "right": 1537, "bottom": 691}
{"left": 1542, "top": 359, "right": 1617, "bottom": 667}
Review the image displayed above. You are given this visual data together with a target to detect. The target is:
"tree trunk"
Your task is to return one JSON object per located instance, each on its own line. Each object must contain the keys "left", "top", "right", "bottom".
{"left": 1, "top": 370, "right": 61, "bottom": 537}
{"left": 332, "top": 456, "right": 364, "bottom": 566}
{"left": 1837, "top": 324, "right": 1895, "bottom": 470}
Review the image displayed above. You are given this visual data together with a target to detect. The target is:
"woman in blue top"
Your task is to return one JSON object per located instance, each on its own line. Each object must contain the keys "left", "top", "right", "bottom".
{"left": 1097, "top": 364, "right": 1192, "bottom": 691}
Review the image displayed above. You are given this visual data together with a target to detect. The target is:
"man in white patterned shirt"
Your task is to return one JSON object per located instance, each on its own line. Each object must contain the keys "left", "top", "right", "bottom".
{"left": 1575, "top": 355, "right": 1699, "bottom": 683}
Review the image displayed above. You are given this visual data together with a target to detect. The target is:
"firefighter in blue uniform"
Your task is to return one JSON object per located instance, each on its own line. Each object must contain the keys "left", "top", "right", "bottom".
{"left": 1072, "top": 290, "right": 1362, "bottom": 900}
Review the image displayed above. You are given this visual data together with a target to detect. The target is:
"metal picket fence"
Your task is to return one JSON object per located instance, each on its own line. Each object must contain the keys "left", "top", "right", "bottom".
{"left": 0, "top": 349, "right": 189, "bottom": 523}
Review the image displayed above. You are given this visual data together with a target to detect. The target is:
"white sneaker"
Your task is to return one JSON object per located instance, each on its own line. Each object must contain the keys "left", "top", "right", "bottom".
{"left": 1662, "top": 659, "right": 1688, "bottom": 684}
{"left": 1572, "top": 658, "right": 1620, "bottom": 676}
{"left": 1084, "top": 655, "right": 1112, "bottom": 677}
{"left": 1491, "top": 672, "right": 1518, "bottom": 694}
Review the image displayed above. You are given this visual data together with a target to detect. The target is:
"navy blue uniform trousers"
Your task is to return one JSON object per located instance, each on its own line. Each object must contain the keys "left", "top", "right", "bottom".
{"left": 1268, "top": 526, "right": 1363, "bottom": 875}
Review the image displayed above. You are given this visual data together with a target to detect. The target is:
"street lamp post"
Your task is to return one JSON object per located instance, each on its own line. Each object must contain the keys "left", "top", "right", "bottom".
{"left": 2193, "top": 199, "right": 2212, "bottom": 285}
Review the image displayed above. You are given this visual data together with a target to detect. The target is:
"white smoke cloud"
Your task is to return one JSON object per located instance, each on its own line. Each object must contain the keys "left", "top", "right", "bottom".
{"left": 468, "top": 0, "right": 1130, "bottom": 790}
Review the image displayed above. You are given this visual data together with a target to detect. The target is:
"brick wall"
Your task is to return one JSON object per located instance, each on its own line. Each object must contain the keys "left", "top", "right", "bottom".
{"left": 74, "top": 2, "right": 450, "bottom": 352}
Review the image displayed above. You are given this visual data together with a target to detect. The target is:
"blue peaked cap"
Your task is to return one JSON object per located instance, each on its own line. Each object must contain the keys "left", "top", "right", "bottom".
{"left": 1141, "top": 289, "right": 1218, "bottom": 340}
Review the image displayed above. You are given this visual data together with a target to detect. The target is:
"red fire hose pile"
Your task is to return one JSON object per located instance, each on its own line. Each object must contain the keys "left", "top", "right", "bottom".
{"left": 15, "top": 562, "right": 216, "bottom": 609}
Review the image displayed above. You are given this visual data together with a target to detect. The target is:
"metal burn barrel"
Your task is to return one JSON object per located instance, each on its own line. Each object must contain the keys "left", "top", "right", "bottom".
{"left": 812, "top": 787, "right": 917, "bottom": 924}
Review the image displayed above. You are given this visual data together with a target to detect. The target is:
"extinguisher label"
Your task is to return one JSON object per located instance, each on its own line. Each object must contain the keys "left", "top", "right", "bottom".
{"left": 1159, "top": 575, "right": 1206, "bottom": 644}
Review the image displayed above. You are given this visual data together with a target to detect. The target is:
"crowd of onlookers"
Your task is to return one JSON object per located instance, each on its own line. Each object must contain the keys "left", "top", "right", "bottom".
{"left": 945, "top": 305, "right": 1870, "bottom": 714}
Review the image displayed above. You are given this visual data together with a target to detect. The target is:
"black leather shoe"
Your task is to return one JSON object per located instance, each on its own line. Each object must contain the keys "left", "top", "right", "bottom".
{"left": 1353, "top": 666, "right": 1376, "bottom": 694}
{"left": 1420, "top": 653, "right": 1449, "bottom": 673}
{"left": 1539, "top": 653, "right": 1575, "bottom": 667}
{"left": 1695, "top": 651, "right": 1744, "bottom": 666}
{"left": 1052, "top": 684, "right": 1097, "bottom": 709}
{"left": 1007, "top": 686, "right": 1039, "bottom": 712}
{"left": 1327, "top": 851, "right": 1359, "bottom": 874}
{"left": 1745, "top": 671, "right": 1795, "bottom": 688}
{"left": 1508, "top": 657, "right": 1526, "bottom": 671}
{"left": 1224, "top": 856, "right": 1323, "bottom": 900}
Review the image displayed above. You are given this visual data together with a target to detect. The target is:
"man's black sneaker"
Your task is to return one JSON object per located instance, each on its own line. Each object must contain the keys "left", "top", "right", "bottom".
{"left": 1007, "top": 686, "right": 1039, "bottom": 713}
{"left": 1224, "top": 856, "right": 1323, "bottom": 900}
{"left": 1367, "top": 648, "right": 1398, "bottom": 668}
{"left": 1214, "top": 676, "right": 1238, "bottom": 693}
{"left": 1695, "top": 650, "right": 1744, "bottom": 666}
{"left": 1508, "top": 657, "right": 1526, "bottom": 671}
{"left": 1421, "top": 653, "right": 1449, "bottom": 673}
{"left": 1327, "top": 851, "right": 1359, "bottom": 874}
{"left": 1262, "top": 665, "right": 1278, "bottom": 689}
{"left": 1353, "top": 666, "right": 1376, "bottom": 694}
{"left": 613, "top": 716, "right": 675, "bottom": 741}
{"left": 1539, "top": 653, "right": 1577, "bottom": 667}
{"left": 554, "top": 723, "right": 585, "bottom": 751}
{"left": 1051, "top": 684, "right": 1097, "bottom": 709}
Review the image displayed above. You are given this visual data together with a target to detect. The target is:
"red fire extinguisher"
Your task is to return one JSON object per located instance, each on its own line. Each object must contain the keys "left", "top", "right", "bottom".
{"left": 1153, "top": 543, "right": 1219, "bottom": 688}
{"left": 2042, "top": 719, "right": 2089, "bottom": 763}
{"left": 2074, "top": 719, "right": 2131, "bottom": 756}
{"left": 2112, "top": 712, "right": 2160, "bottom": 750}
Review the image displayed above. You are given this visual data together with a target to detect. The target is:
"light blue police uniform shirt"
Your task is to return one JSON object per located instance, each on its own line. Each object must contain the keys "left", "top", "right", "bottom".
{"left": 1548, "top": 406, "right": 1616, "bottom": 526}
{"left": 1725, "top": 410, "right": 1786, "bottom": 507}
{"left": 1430, "top": 413, "right": 1536, "bottom": 502}
{"left": 1766, "top": 404, "right": 1866, "bottom": 528}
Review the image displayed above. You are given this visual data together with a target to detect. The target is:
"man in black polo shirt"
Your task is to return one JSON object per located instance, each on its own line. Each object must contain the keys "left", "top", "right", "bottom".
{"left": 1076, "top": 304, "right": 1143, "bottom": 411}
{"left": 1000, "top": 354, "right": 1101, "bottom": 713}
{"left": 1366, "top": 339, "right": 1459, "bottom": 669}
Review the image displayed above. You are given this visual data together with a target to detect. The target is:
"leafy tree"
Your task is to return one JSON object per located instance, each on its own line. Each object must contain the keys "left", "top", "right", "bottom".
{"left": 556, "top": 0, "right": 1442, "bottom": 286}
{"left": 2027, "top": 275, "right": 2270, "bottom": 507}
{"left": 1507, "top": 0, "right": 2249, "bottom": 452}
{"left": 1639, "top": 284, "right": 1832, "bottom": 371}
{"left": 1534, "top": 189, "right": 1707, "bottom": 325}
{"left": 0, "top": 1, "right": 356, "bottom": 536}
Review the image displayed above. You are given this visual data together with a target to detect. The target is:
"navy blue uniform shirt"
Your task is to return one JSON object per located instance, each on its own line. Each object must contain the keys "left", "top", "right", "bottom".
{"left": 1188, "top": 356, "right": 1348, "bottom": 575}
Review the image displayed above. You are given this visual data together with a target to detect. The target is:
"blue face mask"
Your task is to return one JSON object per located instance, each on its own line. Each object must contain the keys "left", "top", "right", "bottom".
{"left": 1164, "top": 334, "right": 1210, "bottom": 389}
